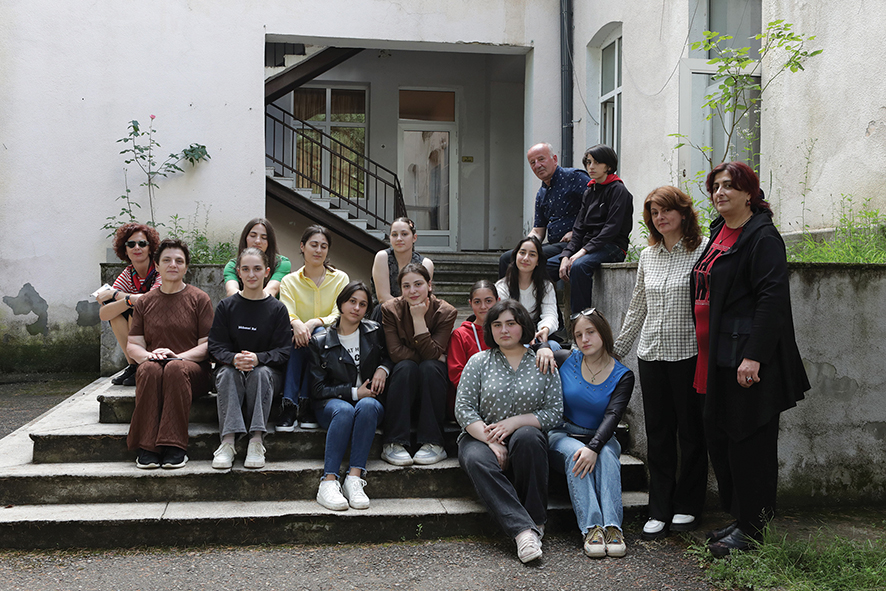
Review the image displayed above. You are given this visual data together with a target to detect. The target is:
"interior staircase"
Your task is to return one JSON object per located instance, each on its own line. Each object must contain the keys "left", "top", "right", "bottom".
{"left": 0, "top": 375, "right": 648, "bottom": 549}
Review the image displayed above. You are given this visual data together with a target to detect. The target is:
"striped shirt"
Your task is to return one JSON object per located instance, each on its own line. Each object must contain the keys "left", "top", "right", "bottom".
{"left": 614, "top": 236, "right": 708, "bottom": 362}
{"left": 111, "top": 264, "right": 162, "bottom": 294}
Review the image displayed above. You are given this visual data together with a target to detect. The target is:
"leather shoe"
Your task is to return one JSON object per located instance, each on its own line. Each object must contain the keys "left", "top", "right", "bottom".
{"left": 708, "top": 527, "right": 755, "bottom": 558}
{"left": 705, "top": 521, "right": 738, "bottom": 543}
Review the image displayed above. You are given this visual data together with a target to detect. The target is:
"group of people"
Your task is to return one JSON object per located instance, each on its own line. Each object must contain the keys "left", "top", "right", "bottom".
{"left": 98, "top": 141, "right": 808, "bottom": 563}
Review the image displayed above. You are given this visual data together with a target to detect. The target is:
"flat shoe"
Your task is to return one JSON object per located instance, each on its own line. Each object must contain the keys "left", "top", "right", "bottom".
{"left": 670, "top": 513, "right": 697, "bottom": 532}
{"left": 706, "top": 521, "right": 738, "bottom": 543}
{"left": 641, "top": 518, "right": 668, "bottom": 540}
{"left": 708, "top": 527, "right": 755, "bottom": 558}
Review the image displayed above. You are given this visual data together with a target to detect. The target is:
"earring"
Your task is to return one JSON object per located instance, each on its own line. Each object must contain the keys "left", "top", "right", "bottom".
{"left": 746, "top": 199, "right": 750, "bottom": 206}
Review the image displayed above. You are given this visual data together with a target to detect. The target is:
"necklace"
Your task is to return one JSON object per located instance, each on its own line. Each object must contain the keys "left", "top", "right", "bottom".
{"left": 582, "top": 355, "right": 608, "bottom": 384}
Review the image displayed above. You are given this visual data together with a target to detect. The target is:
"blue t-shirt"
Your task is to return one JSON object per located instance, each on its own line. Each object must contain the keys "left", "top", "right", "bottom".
{"left": 559, "top": 348, "right": 629, "bottom": 430}
{"left": 533, "top": 166, "right": 590, "bottom": 243}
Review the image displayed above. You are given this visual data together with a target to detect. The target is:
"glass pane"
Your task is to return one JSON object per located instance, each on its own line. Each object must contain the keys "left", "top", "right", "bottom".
{"left": 616, "top": 93, "right": 622, "bottom": 155}
{"left": 331, "top": 89, "right": 366, "bottom": 123}
{"left": 709, "top": 0, "right": 762, "bottom": 59}
{"left": 293, "top": 88, "right": 326, "bottom": 121}
{"left": 402, "top": 130, "right": 450, "bottom": 231}
{"left": 616, "top": 37, "right": 622, "bottom": 88}
{"left": 295, "top": 129, "right": 322, "bottom": 192}
{"left": 601, "top": 97, "right": 615, "bottom": 148}
{"left": 330, "top": 127, "right": 366, "bottom": 200}
{"left": 601, "top": 41, "right": 616, "bottom": 95}
{"left": 399, "top": 90, "right": 455, "bottom": 122}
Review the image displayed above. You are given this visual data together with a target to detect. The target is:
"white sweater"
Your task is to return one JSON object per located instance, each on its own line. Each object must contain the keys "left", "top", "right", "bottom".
{"left": 494, "top": 278, "right": 559, "bottom": 335}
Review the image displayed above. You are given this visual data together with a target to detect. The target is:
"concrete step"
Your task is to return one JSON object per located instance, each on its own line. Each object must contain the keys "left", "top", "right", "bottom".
{"left": 0, "top": 493, "right": 650, "bottom": 549}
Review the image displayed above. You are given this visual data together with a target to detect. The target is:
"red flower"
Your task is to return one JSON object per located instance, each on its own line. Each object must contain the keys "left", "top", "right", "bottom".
{"left": 149, "top": 114, "right": 156, "bottom": 120}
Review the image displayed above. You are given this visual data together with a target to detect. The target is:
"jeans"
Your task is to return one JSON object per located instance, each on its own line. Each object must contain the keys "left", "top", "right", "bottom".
{"left": 499, "top": 241, "right": 567, "bottom": 284}
{"left": 458, "top": 426, "right": 548, "bottom": 538}
{"left": 315, "top": 397, "right": 384, "bottom": 477}
{"left": 549, "top": 421, "right": 623, "bottom": 534}
{"left": 282, "top": 327, "right": 324, "bottom": 404}
{"left": 215, "top": 364, "right": 283, "bottom": 437}
{"left": 547, "top": 243, "right": 625, "bottom": 314}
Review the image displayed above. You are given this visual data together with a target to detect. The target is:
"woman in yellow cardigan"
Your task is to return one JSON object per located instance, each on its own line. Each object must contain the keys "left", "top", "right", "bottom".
{"left": 278, "top": 226, "right": 349, "bottom": 430}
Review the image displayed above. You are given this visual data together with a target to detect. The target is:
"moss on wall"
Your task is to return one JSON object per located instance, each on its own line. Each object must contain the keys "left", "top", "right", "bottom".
{"left": 0, "top": 325, "right": 100, "bottom": 373}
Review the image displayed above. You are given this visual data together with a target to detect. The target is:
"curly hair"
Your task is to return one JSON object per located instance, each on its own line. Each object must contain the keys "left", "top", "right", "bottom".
{"left": 643, "top": 186, "right": 704, "bottom": 252}
{"left": 112, "top": 223, "right": 161, "bottom": 263}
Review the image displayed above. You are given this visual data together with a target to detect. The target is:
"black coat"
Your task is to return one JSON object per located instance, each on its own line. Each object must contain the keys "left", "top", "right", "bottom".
{"left": 562, "top": 176, "right": 633, "bottom": 257}
{"left": 308, "top": 319, "right": 393, "bottom": 409}
{"left": 691, "top": 210, "right": 809, "bottom": 441}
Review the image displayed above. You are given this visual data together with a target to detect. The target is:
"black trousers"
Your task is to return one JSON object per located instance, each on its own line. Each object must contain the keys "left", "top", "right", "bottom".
{"left": 706, "top": 401, "right": 780, "bottom": 538}
{"left": 638, "top": 357, "right": 708, "bottom": 521}
{"left": 380, "top": 359, "right": 447, "bottom": 447}
{"left": 458, "top": 426, "right": 548, "bottom": 538}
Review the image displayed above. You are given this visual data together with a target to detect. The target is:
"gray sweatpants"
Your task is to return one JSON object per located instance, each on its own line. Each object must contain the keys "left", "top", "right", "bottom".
{"left": 215, "top": 364, "right": 283, "bottom": 438}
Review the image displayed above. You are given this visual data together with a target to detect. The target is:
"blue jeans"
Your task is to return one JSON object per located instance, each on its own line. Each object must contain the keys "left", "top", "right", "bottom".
{"left": 315, "top": 397, "right": 384, "bottom": 477}
{"left": 547, "top": 243, "right": 625, "bottom": 314}
{"left": 549, "top": 421, "right": 623, "bottom": 534}
{"left": 282, "top": 327, "right": 324, "bottom": 404}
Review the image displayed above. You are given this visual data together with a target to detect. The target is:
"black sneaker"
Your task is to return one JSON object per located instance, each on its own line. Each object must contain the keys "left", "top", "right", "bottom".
{"left": 276, "top": 399, "right": 298, "bottom": 432}
{"left": 298, "top": 402, "right": 320, "bottom": 430}
{"left": 135, "top": 448, "right": 161, "bottom": 469}
{"left": 160, "top": 446, "right": 188, "bottom": 469}
{"left": 112, "top": 363, "right": 138, "bottom": 386}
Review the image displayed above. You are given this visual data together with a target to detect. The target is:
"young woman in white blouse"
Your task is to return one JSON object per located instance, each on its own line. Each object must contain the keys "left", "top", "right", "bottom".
{"left": 613, "top": 186, "right": 709, "bottom": 540}
{"left": 496, "top": 236, "right": 562, "bottom": 350}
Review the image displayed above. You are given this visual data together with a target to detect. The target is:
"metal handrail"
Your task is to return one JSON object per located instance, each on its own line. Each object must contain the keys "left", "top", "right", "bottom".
{"left": 266, "top": 104, "right": 407, "bottom": 230}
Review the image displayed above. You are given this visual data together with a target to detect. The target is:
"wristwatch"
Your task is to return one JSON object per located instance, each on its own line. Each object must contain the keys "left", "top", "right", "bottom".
{"left": 125, "top": 295, "right": 133, "bottom": 307}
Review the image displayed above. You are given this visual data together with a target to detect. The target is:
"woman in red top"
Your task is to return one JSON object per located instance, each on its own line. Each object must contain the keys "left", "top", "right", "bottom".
{"left": 446, "top": 280, "right": 498, "bottom": 419}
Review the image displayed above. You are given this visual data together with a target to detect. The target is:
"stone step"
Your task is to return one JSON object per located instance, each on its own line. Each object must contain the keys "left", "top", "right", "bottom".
{"left": 0, "top": 493, "right": 650, "bottom": 550}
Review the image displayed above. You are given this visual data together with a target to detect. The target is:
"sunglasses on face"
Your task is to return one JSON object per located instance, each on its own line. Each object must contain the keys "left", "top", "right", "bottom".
{"left": 126, "top": 240, "right": 149, "bottom": 248}
{"left": 569, "top": 307, "right": 597, "bottom": 321}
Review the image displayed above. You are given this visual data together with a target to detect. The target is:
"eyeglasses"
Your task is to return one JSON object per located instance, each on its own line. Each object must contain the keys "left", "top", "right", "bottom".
{"left": 569, "top": 308, "right": 597, "bottom": 321}
{"left": 126, "top": 240, "right": 149, "bottom": 248}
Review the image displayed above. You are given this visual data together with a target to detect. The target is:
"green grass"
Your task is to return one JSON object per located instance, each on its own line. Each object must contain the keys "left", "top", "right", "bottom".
{"left": 687, "top": 526, "right": 886, "bottom": 590}
{"left": 788, "top": 195, "right": 886, "bottom": 264}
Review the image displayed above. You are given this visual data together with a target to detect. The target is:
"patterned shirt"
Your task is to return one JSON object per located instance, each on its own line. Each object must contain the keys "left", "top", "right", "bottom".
{"left": 533, "top": 166, "right": 590, "bottom": 243}
{"left": 614, "top": 236, "right": 709, "bottom": 362}
{"left": 454, "top": 348, "right": 563, "bottom": 441}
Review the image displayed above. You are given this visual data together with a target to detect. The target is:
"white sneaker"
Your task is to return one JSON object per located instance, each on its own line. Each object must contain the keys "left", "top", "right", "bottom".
{"left": 316, "top": 479, "right": 348, "bottom": 511}
{"left": 382, "top": 443, "right": 413, "bottom": 466}
{"left": 671, "top": 513, "right": 697, "bottom": 532}
{"left": 641, "top": 517, "right": 668, "bottom": 540}
{"left": 211, "top": 441, "right": 236, "bottom": 469}
{"left": 515, "top": 529, "right": 543, "bottom": 563}
{"left": 342, "top": 475, "right": 370, "bottom": 509}
{"left": 412, "top": 443, "right": 447, "bottom": 465}
{"left": 243, "top": 440, "right": 266, "bottom": 469}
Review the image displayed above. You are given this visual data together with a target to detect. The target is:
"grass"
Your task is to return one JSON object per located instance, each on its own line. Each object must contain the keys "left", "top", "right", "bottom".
{"left": 787, "top": 195, "right": 886, "bottom": 264}
{"left": 687, "top": 525, "right": 886, "bottom": 590}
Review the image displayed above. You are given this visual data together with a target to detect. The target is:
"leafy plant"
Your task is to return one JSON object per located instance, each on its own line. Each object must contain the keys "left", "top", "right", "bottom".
{"left": 167, "top": 203, "right": 236, "bottom": 265}
{"left": 788, "top": 195, "right": 886, "bottom": 264}
{"left": 673, "top": 20, "right": 823, "bottom": 171}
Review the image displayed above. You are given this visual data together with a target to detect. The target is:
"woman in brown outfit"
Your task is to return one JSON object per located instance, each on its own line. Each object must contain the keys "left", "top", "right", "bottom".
{"left": 127, "top": 239, "right": 214, "bottom": 469}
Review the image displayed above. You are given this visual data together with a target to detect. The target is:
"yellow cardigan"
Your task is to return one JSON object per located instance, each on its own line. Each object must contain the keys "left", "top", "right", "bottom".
{"left": 279, "top": 266, "right": 350, "bottom": 327}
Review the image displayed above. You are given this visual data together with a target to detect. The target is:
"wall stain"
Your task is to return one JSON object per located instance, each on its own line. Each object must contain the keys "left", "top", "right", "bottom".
{"left": 2, "top": 283, "right": 48, "bottom": 336}
{"left": 802, "top": 359, "right": 858, "bottom": 401}
{"left": 76, "top": 300, "right": 101, "bottom": 327}
{"left": 863, "top": 422, "right": 886, "bottom": 442}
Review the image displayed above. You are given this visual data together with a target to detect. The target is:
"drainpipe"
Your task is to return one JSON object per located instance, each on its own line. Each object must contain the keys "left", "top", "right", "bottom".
{"left": 560, "top": 0, "right": 574, "bottom": 166}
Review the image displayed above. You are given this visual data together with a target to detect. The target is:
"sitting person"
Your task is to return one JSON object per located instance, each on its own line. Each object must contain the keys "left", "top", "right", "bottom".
{"left": 370, "top": 217, "right": 434, "bottom": 321}
{"left": 97, "top": 223, "right": 162, "bottom": 386}
{"left": 223, "top": 217, "right": 291, "bottom": 299}
{"left": 549, "top": 308, "right": 634, "bottom": 559}
{"left": 308, "top": 281, "right": 390, "bottom": 511}
{"left": 455, "top": 299, "right": 563, "bottom": 563}
{"left": 380, "top": 263, "right": 457, "bottom": 466}
{"left": 278, "top": 225, "right": 349, "bottom": 431}
{"left": 208, "top": 248, "right": 292, "bottom": 470}
{"left": 126, "top": 239, "right": 213, "bottom": 470}
{"left": 496, "top": 235, "right": 562, "bottom": 350}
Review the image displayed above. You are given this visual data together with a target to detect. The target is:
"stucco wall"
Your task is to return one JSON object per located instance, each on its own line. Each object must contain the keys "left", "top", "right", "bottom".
{"left": 599, "top": 262, "right": 886, "bottom": 507}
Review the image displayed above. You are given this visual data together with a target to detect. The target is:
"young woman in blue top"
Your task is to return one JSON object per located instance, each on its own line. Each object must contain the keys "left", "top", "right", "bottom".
{"left": 550, "top": 308, "right": 634, "bottom": 559}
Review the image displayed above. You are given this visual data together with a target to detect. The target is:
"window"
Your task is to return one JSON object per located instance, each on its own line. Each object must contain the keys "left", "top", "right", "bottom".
{"left": 600, "top": 37, "right": 622, "bottom": 154}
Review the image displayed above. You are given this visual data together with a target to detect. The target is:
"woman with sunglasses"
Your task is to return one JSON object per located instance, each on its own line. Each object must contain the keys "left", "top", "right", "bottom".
{"left": 613, "top": 186, "right": 709, "bottom": 540}
{"left": 97, "top": 223, "right": 163, "bottom": 386}
{"left": 550, "top": 308, "right": 634, "bottom": 559}
{"left": 223, "top": 218, "right": 291, "bottom": 299}
{"left": 455, "top": 299, "right": 563, "bottom": 563}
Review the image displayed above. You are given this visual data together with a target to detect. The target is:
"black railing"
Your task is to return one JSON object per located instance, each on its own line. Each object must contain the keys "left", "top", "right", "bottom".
{"left": 266, "top": 103, "right": 406, "bottom": 231}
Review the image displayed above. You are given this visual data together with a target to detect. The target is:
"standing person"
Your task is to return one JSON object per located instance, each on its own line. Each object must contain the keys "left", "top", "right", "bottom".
{"left": 496, "top": 236, "right": 562, "bottom": 350}
{"left": 126, "top": 239, "right": 213, "bottom": 470}
{"left": 370, "top": 217, "right": 434, "bottom": 320}
{"left": 308, "top": 281, "right": 389, "bottom": 511}
{"left": 209, "top": 248, "right": 292, "bottom": 470}
{"left": 278, "top": 226, "right": 349, "bottom": 431}
{"left": 380, "top": 263, "right": 457, "bottom": 466}
{"left": 692, "top": 162, "right": 809, "bottom": 557}
{"left": 550, "top": 308, "right": 634, "bottom": 559}
{"left": 455, "top": 300, "right": 563, "bottom": 563}
{"left": 613, "top": 186, "right": 709, "bottom": 540}
{"left": 97, "top": 223, "right": 163, "bottom": 386}
{"left": 223, "top": 218, "right": 291, "bottom": 299}
{"left": 551, "top": 144, "right": 633, "bottom": 314}
{"left": 498, "top": 143, "right": 590, "bottom": 281}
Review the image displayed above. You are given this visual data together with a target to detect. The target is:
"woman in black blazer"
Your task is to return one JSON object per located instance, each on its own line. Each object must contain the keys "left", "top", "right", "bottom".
{"left": 308, "top": 281, "right": 392, "bottom": 511}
